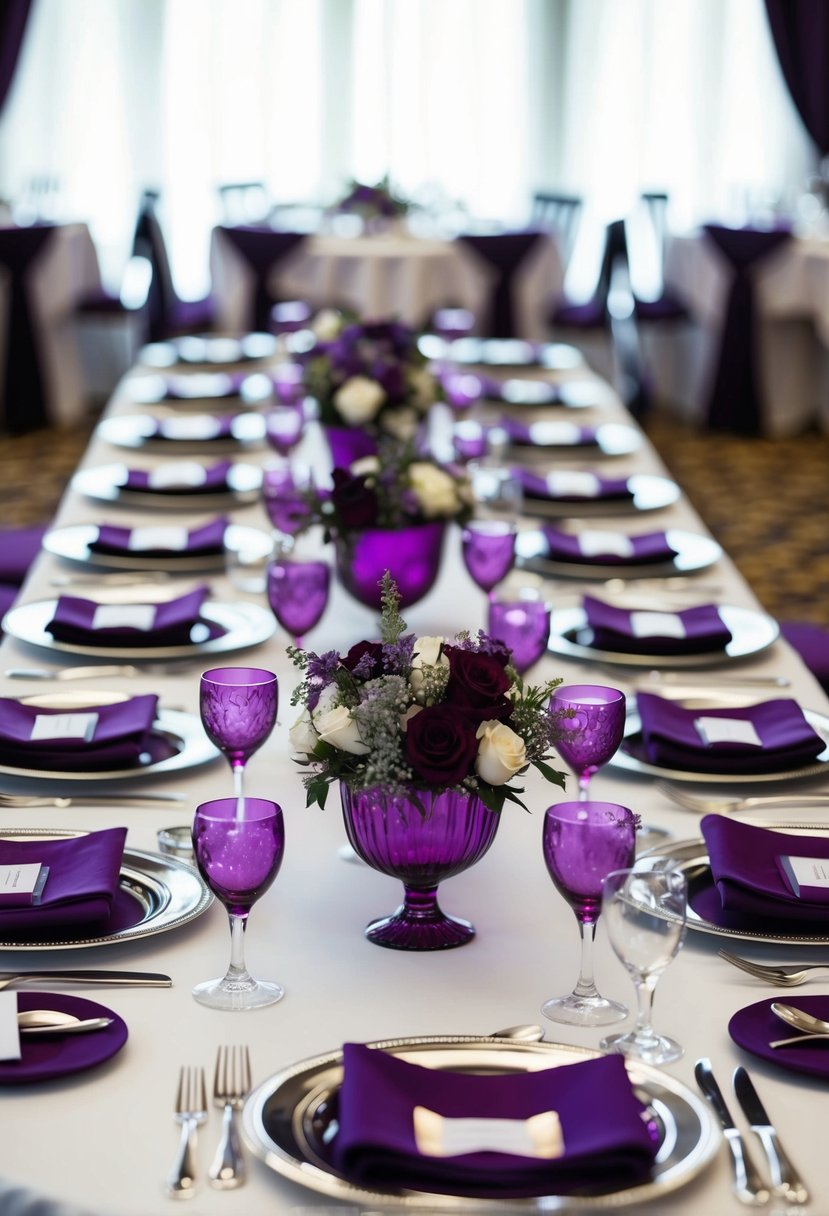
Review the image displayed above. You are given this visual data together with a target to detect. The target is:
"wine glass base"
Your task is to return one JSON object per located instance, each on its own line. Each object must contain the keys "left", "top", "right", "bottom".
{"left": 600, "top": 1030, "right": 684, "bottom": 1064}
{"left": 192, "top": 977, "right": 285, "bottom": 1011}
{"left": 365, "top": 908, "right": 475, "bottom": 951}
{"left": 541, "top": 992, "right": 628, "bottom": 1027}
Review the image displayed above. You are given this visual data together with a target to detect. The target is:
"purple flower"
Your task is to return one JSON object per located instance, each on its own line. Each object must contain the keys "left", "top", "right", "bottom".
{"left": 330, "top": 469, "right": 379, "bottom": 529}
{"left": 443, "top": 645, "right": 512, "bottom": 723}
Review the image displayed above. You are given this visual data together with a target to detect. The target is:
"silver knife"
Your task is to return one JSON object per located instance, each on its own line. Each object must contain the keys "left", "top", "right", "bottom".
{"left": 694, "top": 1058, "right": 770, "bottom": 1206}
{"left": 0, "top": 970, "right": 172, "bottom": 990}
{"left": 733, "top": 1066, "right": 809, "bottom": 1205}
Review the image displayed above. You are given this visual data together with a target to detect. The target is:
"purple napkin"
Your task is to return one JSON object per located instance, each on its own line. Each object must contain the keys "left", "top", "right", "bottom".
{"left": 583, "top": 596, "right": 733, "bottom": 655}
{"left": 635, "top": 692, "right": 825, "bottom": 774}
{"left": 89, "top": 517, "right": 227, "bottom": 558}
{"left": 333, "top": 1043, "right": 658, "bottom": 1198}
{"left": 0, "top": 827, "right": 126, "bottom": 930}
{"left": 516, "top": 469, "right": 632, "bottom": 502}
{"left": 500, "top": 417, "right": 597, "bottom": 447}
{"left": 45, "top": 585, "right": 222, "bottom": 648}
{"left": 0, "top": 694, "right": 159, "bottom": 771}
{"left": 702, "top": 814, "right": 829, "bottom": 922}
{"left": 541, "top": 528, "right": 677, "bottom": 565}
{"left": 123, "top": 460, "right": 233, "bottom": 495}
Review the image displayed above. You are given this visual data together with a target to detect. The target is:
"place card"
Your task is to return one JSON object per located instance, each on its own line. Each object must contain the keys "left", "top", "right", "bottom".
{"left": 413, "top": 1106, "right": 564, "bottom": 1159}
{"left": 0, "top": 862, "right": 49, "bottom": 907}
{"left": 30, "top": 711, "right": 99, "bottom": 743}
{"left": 779, "top": 855, "right": 829, "bottom": 898}
{"left": 158, "top": 416, "right": 222, "bottom": 441}
{"left": 0, "top": 993, "right": 21, "bottom": 1062}
{"left": 530, "top": 421, "right": 582, "bottom": 446}
{"left": 127, "top": 526, "right": 189, "bottom": 552}
{"left": 91, "top": 604, "right": 157, "bottom": 631}
{"left": 694, "top": 716, "right": 763, "bottom": 748}
{"left": 148, "top": 462, "right": 208, "bottom": 490}
{"left": 629, "top": 611, "right": 686, "bottom": 638}
{"left": 579, "top": 531, "right": 635, "bottom": 559}
{"left": 546, "top": 471, "right": 601, "bottom": 498}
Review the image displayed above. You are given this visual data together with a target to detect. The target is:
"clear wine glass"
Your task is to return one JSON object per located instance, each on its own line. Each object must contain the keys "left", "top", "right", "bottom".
{"left": 541, "top": 800, "right": 637, "bottom": 1026}
{"left": 199, "top": 666, "right": 278, "bottom": 799}
{"left": 551, "top": 684, "right": 626, "bottom": 800}
{"left": 487, "top": 586, "right": 551, "bottom": 673}
{"left": 191, "top": 796, "right": 285, "bottom": 1010}
{"left": 600, "top": 861, "right": 688, "bottom": 1063}
{"left": 267, "top": 545, "right": 331, "bottom": 648}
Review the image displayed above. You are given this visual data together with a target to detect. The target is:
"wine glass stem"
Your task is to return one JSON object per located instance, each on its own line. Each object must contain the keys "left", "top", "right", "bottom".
{"left": 573, "top": 916, "right": 601, "bottom": 999}
{"left": 632, "top": 976, "right": 659, "bottom": 1042}
{"left": 225, "top": 911, "right": 252, "bottom": 983}
{"left": 232, "top": 764, "right": 245, "bottom": 801}
{"left": 577, "top": 775, "right": 591, "bottom": 802}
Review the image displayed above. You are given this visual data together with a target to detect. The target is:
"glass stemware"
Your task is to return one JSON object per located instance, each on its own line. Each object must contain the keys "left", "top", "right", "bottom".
{"left": 541, "top": 800, "right": 637, "bottom": 1026}
{"left": 488, "top": 587, "right": 552, "bottom": 673}
{"left": 191, "top": 796, "right": 285, "bottom": 1010}
{"left": 267, "top": 548, "right": 331, "bottom": 648}
{"left": 199, "top": 666, "right": 278, "bottom": 799}
{"left": 600, "top": 862, "right": 688, "bottom": 1063}
{"left": 264, "top": 402, "right": 305, "bottom": 458}
{"left": 461, "top": 519, "right": 517, "bottom": 599}
{"left": 551, "top": 683, "right": 626, "bottom": 800}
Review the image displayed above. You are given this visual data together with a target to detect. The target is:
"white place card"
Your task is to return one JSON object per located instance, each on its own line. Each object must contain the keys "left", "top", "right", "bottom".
{"left": 0, "top": 862, "right": 48, "bottom": 906}
{"left": 413, "top": 1106, "right": 564, "bottom": 1159}
{"left": 148, "top": 462, "right": 208, "bottom": 490}
{"left": 0, "top": 993, "right": 21, "bottom": 1062}
{"left": 629, "top": 610, "right": 686, "bottom": 639}
{"left": 159, "top": 416, "right": 221, "bottom": 441}
{"left": 547, "top": 471, "right": 601, "bottom": 498}
{"left": 694, "top": 716, "right": 762, "bottom": 748}
{"left": 779, "top": 855, "right": 829, "bottom": 898}
{"left": 127, "top": 526, "right": 189, "bottom": 552}
{"left": 91, "top": 604, "right": 157, "bottom": 632}
{"left": 579, "top": 531, "right": 635, "bottom": 558}
{"left": 531, "top": 421, "right": 582, "bottom": 446}
{"left": 30, "top": 711, "right": 99, "bottom": 743}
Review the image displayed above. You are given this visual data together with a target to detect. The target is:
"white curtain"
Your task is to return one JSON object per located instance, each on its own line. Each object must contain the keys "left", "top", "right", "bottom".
{"left": 0, "top": 0, "right": 816, "bottom": 300}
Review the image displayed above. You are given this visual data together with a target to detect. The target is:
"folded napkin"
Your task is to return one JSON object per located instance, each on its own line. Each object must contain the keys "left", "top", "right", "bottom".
{"left": 123, "top": 460, "right": 233, "bottom": 495}
{"left": 702, "top": 814, "right": 829, "bottom": 923}
{"left": 582, "top": 596, "right": 733, "bottom": 654}
{"left": 0, "top": 694, "right": 159, "bottom": 772}
{"left": 162, "top": 372, "right": 246, "bottom": 401}
{"left": 333, "top": 1043, "right": 658, "bottom": 1198}
{"left": 500, "top": 418, "right": 597, "bottom": 447}
{"left": 635, "top": 692, "right": 825, "bottom": 774}
{"left": 89, "top": 517, "right": 227, "bottom": 559}
{"left": 46, "top": 585, "right": 221, "bottom": 648}
{"left": 0, "top": 827, "right": 127, "bottom": 930}
{"left": 516, "top": 469, "right": 632, "bottom": 503}
{"left": 541, "top": 527, "right": 677, "bottom": 565}
{"left": 151, "top": 415, "right": 237, "bottom": 443}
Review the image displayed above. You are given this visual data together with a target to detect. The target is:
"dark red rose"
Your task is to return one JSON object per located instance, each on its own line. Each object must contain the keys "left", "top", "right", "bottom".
{"left": 342, "top": 639, "right": 385, "bottom": 678}
{"left": 405, "top": 705, "right": 478, "bottom": 786}
{"left": 331, "top": 469, "right": 378, "bottom": 529}
{"left": 443, "top": 646, "right": 512, "bottom": 722}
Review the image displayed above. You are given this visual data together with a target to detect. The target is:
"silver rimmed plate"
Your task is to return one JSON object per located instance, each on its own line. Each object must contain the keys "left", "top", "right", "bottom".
{"left": 2, "top": 598, "right": 274, "bottom": 660}
{"left": 97, "top": 413, "right": 266, "bottom": 451}
{"left": 0, "top": 829, "right": 212, "bottom": 951}
{"left": 139, "top": 332, "right": 278, "bottom": 368}
{"left": 0, "top": 699, "right": 219, "bottom": 781}
{"left": 42, "top": 522, "right": 272, "bottom": 572}
{"left": 508, "top": 422, "right": 641, "bottom": 459}
{"left": 516, "top": 528, "right": 723, "bottom": 580}
{"left": 521, "top": 474, "right": 681, "bottom": 519}
{"left": 71, "top": 462, "right": 263, "bottom": 509}
{"left": 547, "top": 604, "right": 779, "bottom": 668}
{"left": 642, "top": 811, "right": 829, "bottom": 944}
{"left": 241, "top": 1035, "right": 719, "bottom": 1210}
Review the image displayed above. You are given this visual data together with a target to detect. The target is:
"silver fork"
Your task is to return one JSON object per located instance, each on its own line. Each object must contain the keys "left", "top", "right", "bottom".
{"left": 656, "top": 782, "right": 829, "bottom": 816}
{"left": 209, "top": 1045, "right": 251, "bottom": 1189}
{"left": 718, "top": 949, "right": 829, "bottom": 986}
{"left": 0, "top": 792, "right": 186, "bottom": 807}
{"left": 166, "top": 1066, "right": 208, "bottom": 1198}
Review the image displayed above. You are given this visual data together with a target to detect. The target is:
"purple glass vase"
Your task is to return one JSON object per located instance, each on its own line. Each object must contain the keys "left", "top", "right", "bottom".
{"left": 334, "top": 521, "right": 447, "bottom": 610}
{"left": 323, "top": 424, "right": 378, "bottom": 469}
{"left": 340, "top": 783, "right": 500, "bottom": 949}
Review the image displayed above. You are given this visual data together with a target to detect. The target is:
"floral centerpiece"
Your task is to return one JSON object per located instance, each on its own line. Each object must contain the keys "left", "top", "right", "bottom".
{"left": 333, "top": 175, "right": 410, "bottom": 221}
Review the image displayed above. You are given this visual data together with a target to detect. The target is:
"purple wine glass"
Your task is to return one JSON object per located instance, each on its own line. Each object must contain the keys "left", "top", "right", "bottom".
{"left": 267, "top": 556, "right": 330, "bottom": 647}
{"left": 199, "top": 666, "right": 278, "bottom": 799}
{"left": 461, "top": 520, "right": 517, "bottom": 598}
{"left": 541, "top": 800, "right": 637, "bottom": 1026}
{"left": 264, "top": 403, "right": 305, "bottom": 457}
{"left": 262, "top": 464, "right": 314, "bottom": 536}
{"left": 551, "top": 684, "right": 626, "bottom": 800}
{"left": 191, "top": 796, "right": 285, "bottom": 1010}
{"left": 488, "top": 593, "right": 552, "bottom": 673}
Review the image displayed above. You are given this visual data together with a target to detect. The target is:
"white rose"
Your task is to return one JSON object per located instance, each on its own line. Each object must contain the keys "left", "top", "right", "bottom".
{"left": 410, "top": 635, "right": 448, "bottom": 699}
{"left": 380, "top": 406, "right": 419, "bottom": 440}
{"left": 407, "top": 365, "right": 438, "bottom": 410}
{"left": 334, "top": 376, "right": 386, "bottom": 425}
{"left": 350, "top": 455, "right": 380, "bottom": 477}
{"left": 312, "top": 308, "right": 343, "bottom": 340}
{"left": 288, "top": 708, "right": 318, "bottom": 756}
{"left": 408, "top": 461, "right": 461, "bottom": 518}
{"left": 314, "top": 704, "right": 370, "bottom": 754}
{"left": 475, "top": 720, "right": 527, "bottom": 785}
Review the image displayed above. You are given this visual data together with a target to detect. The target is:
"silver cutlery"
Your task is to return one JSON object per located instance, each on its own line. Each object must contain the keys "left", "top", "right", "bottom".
{"left": 770, "top": 1033, "right": 829, "bottom": 1047}
{"left": 771, "top": 1002, "right": 829, "bottom": 1036}
{"left": 50, "top": 573, "right": 171, "bottom": 586}
{"left": 733, "top": 1066, "right": 808, "bottom": 1204}
{"left": 718, "top": 949, "right": 829, "bottom": 986}
{"left": 657, "top": 783, "right": 829, "bottom": 816}
{"left": 166, "top": 1065, "right": 208, "bottom": 1199}
{"left": 19, "top": 1017, "right": 114, "bottom": 1036}
{"left": 0, "top": 792, "right": 186, "bottom": 807}
{"left": 209, "top": 1045, "right": 251, "bottom": 1189}
{"left": 694, "top": 1058, "right": 770, "bottom": 1206}
{"left": 640, "top": 670, "right": 790, "bottom": 689}
{"left": 5, "top": 665, "right": 143, "bottom": 680}
{"left": 0, "top": 969, "right": 172, "bottom": 991}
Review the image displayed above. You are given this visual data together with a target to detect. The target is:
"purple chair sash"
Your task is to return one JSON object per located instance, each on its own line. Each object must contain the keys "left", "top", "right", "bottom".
{"left": 218, "top": 226, "right": 307, "bottom": 331}
{"left": 0, "top": 224, "right": 56, "bottom": 433}
{"left": 459, "top": 231, "right": 543, "bottom": 338}
{"left": 0, "top": 827, "right": 127, "bottom": 930}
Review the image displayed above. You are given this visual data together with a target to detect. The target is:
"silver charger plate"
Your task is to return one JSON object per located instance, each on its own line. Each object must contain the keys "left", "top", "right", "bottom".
{"left": 516, "top": 528, "right": 723, "bottom": 580}
{"left": 241, "top": 1035, "right": 719, "bottom": 1210}
{"left": 521, "top": 473, "right": 681, "bottom": 519}
{"left": 547, "top": 604, "right": 779, "bottom": 668}
{"left": 0, "top": 829, "right": 212, "bottom": 951}
{"left": 71, "top": 461, "right": 263, "bottom": 509}
{"left": 642, "top": 810, "right": 829, "bottom": 945}
{"left": 42, "top": 522, "right": 272, "bottom": 572}
{"left": 0, "top": 703, "right": 219, "bottom": 782}
{"left": 97, "top": 413, "right": 266, "bottom": 451}
{"left": 139, "top": 332, "right": 278, "bottom": 368}
{"left": 2, "top": 598, "right": 275, "bottom": 660}
{"left": 508, "top": 422, "right": 641, "bottom": 459}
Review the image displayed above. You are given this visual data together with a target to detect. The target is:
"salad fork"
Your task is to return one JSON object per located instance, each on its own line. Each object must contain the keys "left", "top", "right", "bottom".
{"left": 718, "top": 949, "right": 829, "bottom": 986}
{"left": 166, "top": 1066, "right": 208, "bottom": 1198}
{"left": 209, "top": 1045, "right": 251, "bottom": 1189}
{"left": 655, "top": 783, "right": 829, "bottom": 816}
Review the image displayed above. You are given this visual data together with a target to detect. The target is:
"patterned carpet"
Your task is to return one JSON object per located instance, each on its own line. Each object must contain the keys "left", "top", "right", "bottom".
{"left": 2, "top": 407, "right": 827, "bottom": 627}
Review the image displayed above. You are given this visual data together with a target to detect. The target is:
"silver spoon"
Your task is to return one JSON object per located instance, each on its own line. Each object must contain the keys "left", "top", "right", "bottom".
{"left": 490, "top": 1023, "right": 545, "bottom": 1042}
{"left": 771, "top": 1002, "right": 829, "bottom": 1035}
{"left": 17, "top": 1009, "right": 114, "bottom": 1035}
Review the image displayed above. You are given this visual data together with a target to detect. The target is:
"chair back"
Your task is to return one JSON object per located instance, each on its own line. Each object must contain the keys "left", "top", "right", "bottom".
{"left": 217, "top": 182, "right": 269, "bottom": 225}
{"left": 216, "top": 226, "right": 308, "bottom": 331}
{"left": 458, "top": 229, "right": 545, "bottom": 338}
{"left": 531, "top": 192, "right": 582, "bottom": 263}
{"left": 131, "top": 191, "right": 177, "bottom": 342}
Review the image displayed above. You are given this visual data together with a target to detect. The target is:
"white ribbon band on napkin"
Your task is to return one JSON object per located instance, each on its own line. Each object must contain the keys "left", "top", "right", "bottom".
{"left": 629, "top": 610, "right": 686, "bottom": 638}
{"left": 413, "top": 1106, "right": 564, "bottom": 1159}
{"left": 546, "top": 471, "right": 601, "bottom": 498}
{"left": 91, "top": 604, "right": 158, "bottom": 631}
{"left": 694, "top": 716, "right": 763, "bottom": 748}
{"left": 127, "top": 526, "right": 189, "bottom": 552}
{"left": 30, "top": 711, "right": 99, "bottom": 742}
{"left": 579, "top": 531, "right": 635, "bottom": 558}
{"left": 148, "top": 462, "right": 209, "bottom": 489}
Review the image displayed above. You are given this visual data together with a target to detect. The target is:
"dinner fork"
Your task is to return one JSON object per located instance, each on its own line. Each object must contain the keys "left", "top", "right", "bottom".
{"left": 718, "top": 949, "right": 829, "bottom": 986}
{"left": 208, "top": 1045, "right": 251, "bottom": 1189}
{"left": 655, "top": 783, "right": 829, "bottom": 816}
{"left": 166, "top": 1065, "right": 208, "bottom": 1198}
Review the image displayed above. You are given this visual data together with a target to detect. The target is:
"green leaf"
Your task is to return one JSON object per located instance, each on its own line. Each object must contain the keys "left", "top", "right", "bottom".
{"left": 500, "top": 785, "right": 530, "bottom": 812}
{"left": 533, "top": 759, "right": 567, "bottom": 789}
{"left": 477, "top": 784, "right": 507, "bottom": 814}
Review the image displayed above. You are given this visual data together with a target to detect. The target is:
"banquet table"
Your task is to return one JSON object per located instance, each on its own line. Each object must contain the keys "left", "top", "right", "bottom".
{"left": 1, "top": 341, "right": 829, "bottom": 1216}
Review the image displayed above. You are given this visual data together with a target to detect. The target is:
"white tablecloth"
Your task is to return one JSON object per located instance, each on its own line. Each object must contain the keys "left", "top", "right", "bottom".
{"left": 1, "top": 354, "right": 828, "bottom": 1215}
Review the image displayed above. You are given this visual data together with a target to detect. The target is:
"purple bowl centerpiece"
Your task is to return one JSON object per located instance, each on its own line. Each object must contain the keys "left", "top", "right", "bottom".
{"left": 335, "top": 520, "right": 447, "bottom": 610}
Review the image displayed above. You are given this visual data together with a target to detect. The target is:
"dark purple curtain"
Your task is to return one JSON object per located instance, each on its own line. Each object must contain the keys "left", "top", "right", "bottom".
{"left": 0, "top": 224, "right": 55, "bottom": 433}
{"left": 765, "top": 0, "right": 829, "bottom": 154}
{"left": 0, "top": 0, "right": 33, "bottom": 114}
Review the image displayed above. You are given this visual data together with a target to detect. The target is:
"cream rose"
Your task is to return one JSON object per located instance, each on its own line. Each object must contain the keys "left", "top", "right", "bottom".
{"left": 288, "top": 708, "right": 318, "bottom": 756}
{"left": 334, "top": 376, "right": 386, "bottom": 425}
{"left": 408, "top": 461, "right": 460, "bottom": 518}
{"left": 314, "top": 704, "right": 369, "bottom": 754}
{"left": 379, "top": 405, "right": 419, "bottom": 440}
{"left": 407, "top": 365, "right": 438, "bottom": 410}
{"left": 312, "top": 308, "right": 343, "bottom": 341}
{"left": 475, "top": 720, "right": 527, "bottom": 785}
{"left": 410, "top": 635, "right": 448, "bottom": 700}
{"left": 350, "top": 455, "right": 381, "bottom": 477}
